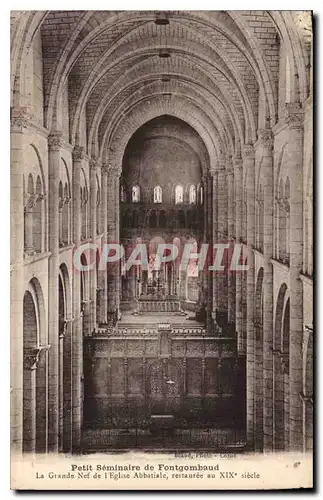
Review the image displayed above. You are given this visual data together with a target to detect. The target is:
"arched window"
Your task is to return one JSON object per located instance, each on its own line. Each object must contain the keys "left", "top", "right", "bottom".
{"left": 34, "top": 176, "right": 43, "bottom": 253}
{"left": 62, "top": 182, "right": 70, "bottom": 245}
{"left": 200, "top": 186, "right": 203, "bottom": 204}
{"left": 132, "top": 185, "right": 140, "bottom": 203}
{"left": 175, "top": 185, "right": 183, "bottom": 204}
{"left": 120, "top": 185, "right": 125, "bottom": 203}
{"left": 189, "top": 185, "right": 197, "bottom": 204}
{"left": 154, "top": 185, "right": 162, "bottom": 203}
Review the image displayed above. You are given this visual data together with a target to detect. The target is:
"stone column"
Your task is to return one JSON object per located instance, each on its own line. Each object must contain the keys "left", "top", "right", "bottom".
{"left": 97, "top": 164, "right": 108, "bottom": 324}
{"left": 258, "top": 129, "right": 274, "bottom": 451}
{"left": 216, "top": 166, "right": 228, "bottom": 328}
{"left": 107, "top": 168, "right": 120, "bottom": 318}
{"left": 235, "top": 158, "right": 244, "bottom": 352}
{"left": 200, "top": 174, "right": 209, "bottom": 316}
{"left": 90, "top": 157, "right": 98, "bottom": 331}
{"left": 114, "top": 174, "right": 121, "bottom": 315}
{"left": 211, "top": 172, "right": 218, "bottom": 322}
{"left": 36, "top": 346, "right": 49, "bottom": 453}
{"left": 179, "top": 269, "right": 187, "bottom": 302}
{"left": 47, "top": 131, "right": 63, "bottom": 451}
{"left": 71, "top": 145, "right": 84, "bottom": 451}
{"left": 285, "top": 103, "right": 304, "bottom": 451}
{"left": 11, "top": 108, "right": 31, "bottom": 453}
{"left": 23, "top": 349, "right": 43, "bottom": 454}
{"left": 227, "top": 164, "right": 235, "bottom": 328}
{"left": 23, "top": 194, "right": 37, "bottom": 254}
{"left": 206, "top": 173, "right": 213, "bottom": 327}
{"left": 245, "top": 144, "right": 256, "bottom": 447}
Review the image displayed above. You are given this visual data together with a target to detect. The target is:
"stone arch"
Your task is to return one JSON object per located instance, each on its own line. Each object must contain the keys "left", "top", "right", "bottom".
{"left": 23, "top": 289, "right": 38, "bottom": 453}
{"left": 88, "top": 68, "right": 243, "bottom": 156}
{"left": 273, "top": 283, "right": 289, "bottom": 451}
{"left": 23, "top": 277, "right": 46, "bottom": 453}
{"left": 58, "top": 263, "right": 72, "bottom": 452}
{"left": 23, "top": 145, "right": 47, "bottom": 254}
{"left": 72, "top": 32, "right": 256, "bottom": 148}
{"left": 90, "top": 76, "right": 235, "bottom": 158}
{"left": 102, "top": 99, "right": 214, "bottom": 174}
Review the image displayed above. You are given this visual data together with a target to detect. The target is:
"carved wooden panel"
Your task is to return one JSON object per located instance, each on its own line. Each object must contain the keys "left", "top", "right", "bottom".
{"left": 110, "top": 359, "right": 125, "bottom": 396}
{"left": 186, "top": 358, "right": 202, "bottom": 395}
{"left": 205, "top": 358, "right": 218, "bottom": 395}
{"left": 92, "top": 358, "right": 109, "bottom": 395}
{"left": 127, "top": 358, "right": 143, "bottom": 395}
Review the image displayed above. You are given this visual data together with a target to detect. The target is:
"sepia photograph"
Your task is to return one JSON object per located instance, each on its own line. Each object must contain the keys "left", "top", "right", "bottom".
{"left": 9, "top": 8, "right": 313, "bottom": 490}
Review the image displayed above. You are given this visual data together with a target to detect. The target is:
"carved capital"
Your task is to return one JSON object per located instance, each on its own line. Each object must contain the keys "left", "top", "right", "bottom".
{"left": 109, "top": 166, "right": 120, "bottom": 178}
{"left": 299, "top": 392, "right": 313, "bottom": 405}
{"left": 24, "top": 348, "right": 40, "bottom": 370}
{"left": 24, "top": 193, "right": 38, "bottom": 212}
{"left": 284, "top": 103, "right": 303, "bottom": 129}
{"left": 234, "top": 158, "right": 243, "bottom": 170}
{"left": 59, "top": 196, "right": 70, "bottom": 210}
{"left": 280, "top": 351, "right": 289, "bottom": 375}
{"left": 243, "top": 144, "right": 255, "bottom": 159}
{"left": 257, "top": 129, "right": 274, "bottom": 151}
{"left": 90, "top": 157, "right": 97, "bottom": 170}
{"left": 101, "top": 163, "right": 110, "bottom": 175}
{"left": 72, "top": 145, "right": 85, "bottom": 161}
{"left": 23, "top": 346, "right": 49, "bottom": 370}
{"left": 59, "top": 318, "right": 70, "bottom": 338}
{"left": 48, "top": 132, "right": 63, "bottom": 151}
{"left": 283, "top": 199, "right": 290, "bottom": 213}
{"left": 26, "top": 344, "right": 51, "bottom": 370}
{"left": 11, "top": 107, "right": 31, "bottom": 132}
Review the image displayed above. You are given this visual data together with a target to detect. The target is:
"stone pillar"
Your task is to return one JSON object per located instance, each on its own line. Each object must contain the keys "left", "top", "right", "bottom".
{"left": 71, "top": 145, "right": 84, "bottom": 451}
{"left": 107, "top": 168, "right": 120, "bottom": 317}
{"left": 97, "top": 164, "right": 108, "bottom": 324}
{"left": 258, "top": 129, "right": 274, "bottom": 451}
{"left": 285, "top": 103, "right": 304, "bottom": 451}
{"left": 90, "top": 158, "right": 98, "bottom": 331}
{"left": 200, "top": 174, "right": 209, "bottom": 316}
{"left": 216, "top": 166, "right": 228, "bottom": 327}
{"left": 179, "top": 269, "right": 187, "bottom": 302}
{"left": 23, "top": 195, "right": 37, "bottom": 254}
{"left": 36, "top": 346, "right": 49, "bottom": 453}
{"left": 235, "top": 158, "right": 244, "bottom": 352}
{"left": 227, "top": 165, "right": 235, "bottom": 327}
{"left": 206, "top": 173, "right": 213, "bottom": 327}
{"left": 114, "top": 174, "right": 121, "bottom": 315}
{"left": 23, "top": 349, "right": 38, "bottom": 453}
{"left": 211, "top": 172, "right": 218, "bottom": 321}
{"left": 245, "top": 144, "right": 256, "bottom": 447}
{"left": 11, "top": 108, "right": 30, "bottom": 453}
{"left": 47, "top": 131, "right": 63, "bottom": 451}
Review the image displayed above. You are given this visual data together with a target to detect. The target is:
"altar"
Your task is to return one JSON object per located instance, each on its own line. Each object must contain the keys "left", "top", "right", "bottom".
{"left": 137, "top": 296, "right": 181, "bottom": 313}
